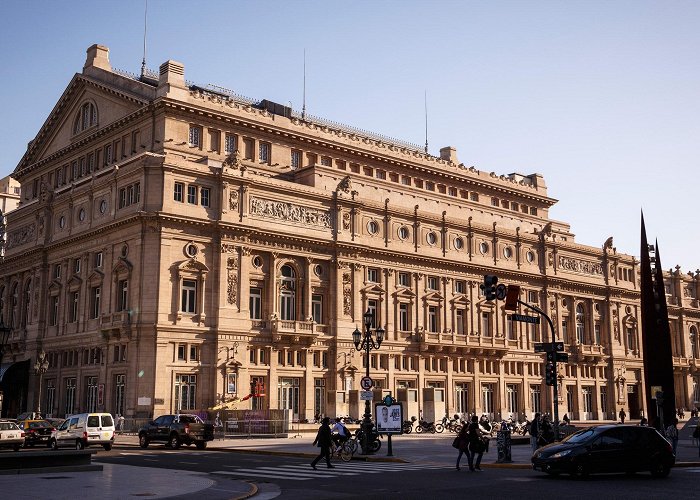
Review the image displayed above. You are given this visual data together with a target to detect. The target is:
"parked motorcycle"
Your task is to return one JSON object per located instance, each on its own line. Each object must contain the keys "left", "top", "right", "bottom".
{"left": 402, "top": 418, "right": 415, "bottom": 434}
{"left": 414, "top": 419, "right": 436, "bottom": 434}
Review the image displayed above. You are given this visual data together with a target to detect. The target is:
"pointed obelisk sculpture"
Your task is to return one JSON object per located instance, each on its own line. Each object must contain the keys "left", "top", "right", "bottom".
{"left": 640, "top": 213, "right": 676, "bottom": 430}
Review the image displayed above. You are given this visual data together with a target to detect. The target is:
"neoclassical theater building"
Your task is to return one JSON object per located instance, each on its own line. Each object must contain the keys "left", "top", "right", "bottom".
{"left": 1, "top": 44, "right": 698, "bottom": 422}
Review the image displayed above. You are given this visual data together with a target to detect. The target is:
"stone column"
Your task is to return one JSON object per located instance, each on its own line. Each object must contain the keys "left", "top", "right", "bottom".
{"left": 384, "top": 269, "right": 394, "bottom": 338}
{"left": 304, "top": 349, "right": 315, "bottom": 421}
{"left": 352, "top": 263, "right": 362, "bottom": 322}
{"left": 267, "top": 347, "right": 278, "bottom": 410}
{"left": 305, "top": 258, "right": 313, "bottom": 321}
{"left": 472, "top": 358, "right": 481, "bottom": 414}
{"left": 240, "top": 247, "right": 251, "bottom": 315}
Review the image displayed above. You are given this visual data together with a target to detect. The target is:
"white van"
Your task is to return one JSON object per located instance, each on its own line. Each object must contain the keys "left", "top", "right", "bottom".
{"left": 49, "top": 413, "right": 115, "bottom": 451}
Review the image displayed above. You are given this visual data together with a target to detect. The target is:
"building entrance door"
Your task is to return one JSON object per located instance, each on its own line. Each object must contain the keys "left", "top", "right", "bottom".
{"left": 627, "top": 385, "right": 640, "bottom": 419}
{"left": 278, "top": 378, "right": 300, "bottom": 420}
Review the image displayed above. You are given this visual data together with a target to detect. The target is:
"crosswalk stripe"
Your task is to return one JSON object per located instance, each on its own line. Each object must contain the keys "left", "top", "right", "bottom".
{"left": 256, "top": 466, "right": 357, "bottom": 476}
{"left": 213, "top": 471, "right": 312, "bottom": 481}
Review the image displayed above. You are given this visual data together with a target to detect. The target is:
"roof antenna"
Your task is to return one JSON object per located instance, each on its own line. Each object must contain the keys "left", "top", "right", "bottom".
{"left": 302, "top": 48, "right": 307, "bottom": 120}
{"left": 424, "top": 90, "right": 429, "bottom": 154}
{"left": 140, "top": 0, "right": 148, "bottom": 77}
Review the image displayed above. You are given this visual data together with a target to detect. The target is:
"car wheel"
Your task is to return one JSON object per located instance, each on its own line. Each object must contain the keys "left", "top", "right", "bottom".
{"left": 75, "top": 440, "right": 84, "bottom": 450}
{"left": 103, "top": 443, "right": 112, "bottom": 451}
{"left": 13, "top": 444, "right": 21, "bottom": 452}
{"left": 50, "top": 439, "right": 59, "bottom": 451}
{"left": 138, "top": 434, "right": 149, "bottom": 449}
{"left": 650, "top": 460, "right": 670, "bottom": 478}
{"left": 169, "top": 434, "right": 181, "bottom": 450}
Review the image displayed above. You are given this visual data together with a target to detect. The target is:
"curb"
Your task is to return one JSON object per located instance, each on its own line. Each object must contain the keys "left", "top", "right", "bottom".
{"left": 231, "top": 481, "right": 258, "bottom": 500}
{"left": 0, "top": 464, "right": 104, "bottom": 475}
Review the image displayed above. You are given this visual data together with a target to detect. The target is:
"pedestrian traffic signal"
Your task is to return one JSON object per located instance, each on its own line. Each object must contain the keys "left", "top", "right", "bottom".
{"left": 481, "top": 275, "right": 498, "bottom": 301}
{"left": 545, "top": 362, "right": 556, "bottom": 386}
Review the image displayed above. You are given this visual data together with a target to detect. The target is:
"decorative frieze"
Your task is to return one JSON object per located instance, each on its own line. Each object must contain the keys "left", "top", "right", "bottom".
{"left": 343, "top": 272, "right": 352, "bottom": 316}
{"left": 6, "top": 224, "right": 35, "bottom": 249}
{"left": 249, "top": 197, "right": 332, "bottom": 229}
{"left": 558, "top": 256, "right": 603, "bottom": 276}
{"left": 227, "top": 255, "right": 239, "bottom": 306}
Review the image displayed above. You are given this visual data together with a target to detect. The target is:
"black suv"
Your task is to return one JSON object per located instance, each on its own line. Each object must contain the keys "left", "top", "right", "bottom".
{"left": 532, "top": 424, "right": 674, "bottom": 478}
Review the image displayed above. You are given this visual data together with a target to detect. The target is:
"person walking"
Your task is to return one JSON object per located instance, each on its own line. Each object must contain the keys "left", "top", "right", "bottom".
{"left": 455, "top": 423, "right": 470, "bottom": 470}
{"left": 665, "top": 418, "right": 679, "bottom": 456}
{"left": 530, "top": 413, "right": 541, "bottom": 452}
{"left": 311, "top": 417, "right": 334, "bottom": 470}
{"left": 619, "top": 408, "right": 626, "bottom": 424}
{"left": 467, "top": 415, "right": 486, "bottom": 472}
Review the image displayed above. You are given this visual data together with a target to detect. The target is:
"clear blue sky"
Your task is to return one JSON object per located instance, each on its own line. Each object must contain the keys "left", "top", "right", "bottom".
{"left": 1, "top": 0, "right": 698, "bottom": 272}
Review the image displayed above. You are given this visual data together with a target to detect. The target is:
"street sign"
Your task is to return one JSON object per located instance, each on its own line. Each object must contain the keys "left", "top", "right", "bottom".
{"left": 510, "top": 314, "right": 540, "bottom": 324}
{"left": 555, "top": 352, "right": 569, "bottom": 362}
{"left": 360, "top": 376, "right": 373, "bottom": 390}
{"left": 360, "top": 390, "right": 373, "bottom": 401}
{"left": 534, "top": 343, "right": 546, "bottom": 353}
{"left": 554, "top": 342, "right": 564, "bottom": 352}
{"left": 504, "top": 285, "right": 520, "bottom": 311}
{"left": 495, "top": 283, "right": 507, "bottom": 300}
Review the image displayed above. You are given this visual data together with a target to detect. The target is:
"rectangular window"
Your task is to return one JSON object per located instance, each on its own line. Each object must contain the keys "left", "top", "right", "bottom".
{"left": 399, "top": 303, "right": 410, "bottom": 331}
{"left": 428, "top": 305, "right": 438, "bottom": 333}
{"left": 594, "top": 323, "right": 601, "bottom": 345}
{"left": 189, "top": 345, "right": 199, "bottom": 362}
{"left": 456, "top": 309, "right": 465, "bottom": 335}
{"left": 401, "top": 176, "right": 411, "bottom": 186}
{"left": 427, "top": 276, "right": 439, "bottom": 290}
{"left": 470, "top": 192, "right": 479, "bottom": 202}
{"left": 367, "top": 299, "right": 378, "bottom": 329}
{"left": 187, "top": 185, "right": 197, "bottom": 204}
{"left": 312, "top": 294, "right": 323, "bottom": 324}
{"left": 600, "top": 386, "right": 608, "bottom": 416}
{"left": 115, "top": 374, "right": 126, "bottom": 416}
{"left": 454, "top": 280, "right": 465, "bottom": 294}
{"left": 259, "top": 142, "right": 270, "bottom": 163}
{"left": 90, "top": 286, "right": 101, "bottom": 319}
{"left": 177, "top": 344, "right": 186, "bottom": 361}
{"left": 69, "top": 292, "right": 79, "bottom": 323}
{"left": 87, "top": 153, "right": 95, "bottom": 172}
{"left": 95, "top": 252, "right": 103, "bottom": 268}
{"left": 117, "top": 280, "right": 128, "bottom": 311}
{"left": 491, "top": 197, "right": 499, "bottom": 207}
{"left": 86, "top": 376, "right": 98, "bottom": 413}
{"left": 291, "top": 150, "right": 301, "bottom": 169}
{"left": 181, "top": 279, "right": 197, "bottom": 313}
{"left": 105, "top": 144, "right": 113, "bottom": 165}
{"left": 528, "top": 290, "right": 538, "bottom": 303}
{"left": 200, "top": 187, "right": 210, "bottom": 207}
{"left": 225, "top": 134, "right": 237, "bottom": 154}
{"left": 562, "top": 320, "right": 568, "bottom": 343}
{"left": 481, "top": 312, "right": 491, "bottom": 337}
{"left": 189, "top": 126, "right": 201, "bottom": 147}
{"left": 249, "top": 287, "right": 262, "bottom": 320}
{"left": 448, "top": 187, "right": 457, "bottom": 196}
{"left": 64, "top": 378, "right": 76, "bottom": 415}
{"left": 54, "top": 264, "right": 61, "bottom": 280}
{"left": 119, "top": 188, "right": 126, "bottom": 208}
{"left": 367, "top": 268, "right": 379, "bottom": 283}
{"left": 321, "top": 156, "right": 332, "bottom": 167}
{"left": 73, "top": 258, "right": 81, "bottom": 274}
{"left": 174, "top": 182, "right": 184, "bottom": 202}
{"left": 49, "top": 296, "right": 59, "bottom": 326}
{"left": 398, "top": 272, "right": 411, "bottom": 287}
{"left": 376, "top": 169, "right": 386, "bottom": 179}
{"left": 249, "top": 349, "right": 256, "bottom": 364}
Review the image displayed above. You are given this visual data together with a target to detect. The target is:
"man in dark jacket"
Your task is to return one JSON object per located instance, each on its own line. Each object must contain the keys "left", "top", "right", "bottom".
{"left": 311, "top": 417, "right": 334, "bottom": 469}
{"left": 530, "top": 413, "right": 540, "bottom": 452}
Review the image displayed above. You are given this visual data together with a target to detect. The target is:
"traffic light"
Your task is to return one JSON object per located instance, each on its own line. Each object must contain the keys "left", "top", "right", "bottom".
{"left": 481, "top": 275, "right": 498, "bottom": 301}
{"left": 545, "top": 361, "right": 556, "bottom": 386}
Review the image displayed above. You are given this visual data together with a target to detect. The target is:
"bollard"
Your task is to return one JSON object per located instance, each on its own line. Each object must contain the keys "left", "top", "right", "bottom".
{"left": 387, "top": 434, "right": 393, "bottom": 457}
{"left": 496, "top": 429, "right": 512, "bottom": 463}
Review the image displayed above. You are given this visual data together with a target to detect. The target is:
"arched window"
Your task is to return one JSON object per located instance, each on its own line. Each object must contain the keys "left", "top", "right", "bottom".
{"left": 73, "top": 101, "right": 98, "bottom": 134}
{"left": 279, "top": 265, "right": 296, "bottom": 321}
{"left": 22, "top": 280, "right": 31, "bottom": 327}
{"left": 575, "top": 304, "right": 585, "bottom": 344}
{"left": 691, "top": 326, "right": 699, "bottom": 359}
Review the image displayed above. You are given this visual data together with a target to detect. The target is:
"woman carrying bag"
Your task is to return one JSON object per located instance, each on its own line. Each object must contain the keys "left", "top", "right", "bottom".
{"left": 454, "top": 423, "right": 470, "bottom": 470}
{"left": 467, "top": 415, "right": 486, "bottom": 471}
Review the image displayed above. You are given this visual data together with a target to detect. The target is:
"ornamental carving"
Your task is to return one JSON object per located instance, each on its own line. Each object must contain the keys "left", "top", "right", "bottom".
{"left": 227, "top": 256, "right": 239, "bottom": 306}
{"left": 250, "top": 197, "right": 332, "bottom": 229}
{"left": 229, "top": 190, "right": 239, "bottom": 211}
{"left": 7, "top": 224, "right": 35, "bottom": 249}
{"left": 558, "top": 256, "right": 603, "bottom": 275}
{"left": 223, "top": 150, "right": 241, "bottom": 169}
{"left": 343, "top": 272, "right": 352, "bottom": 316}
{"left": 221, "top": 244, "right": 237, "bottom": 253}
{"left": 342, "top": 212, "right": 351, "bottom": 231}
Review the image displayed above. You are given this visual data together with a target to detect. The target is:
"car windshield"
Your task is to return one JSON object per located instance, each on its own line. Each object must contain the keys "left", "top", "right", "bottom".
{"left": 0, "top": 422, "right": 18, "bottom": 430}
{"left": 29, "top": 421, "right": 52, "bottom": 429}
{"left": 178, "top": 415, "right": 198, "bottom": 424}
{"left": 562, "top": 428, "right": 598, "bottom": 444}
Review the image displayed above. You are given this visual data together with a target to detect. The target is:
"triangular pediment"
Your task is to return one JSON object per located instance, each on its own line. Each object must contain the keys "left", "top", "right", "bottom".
{"left": 361, "top": 283, "right": 386, "bottom": 295}
{"left": 393, "top": 288, "right": 416, "bottom": 300}
{"left": 47, "top": 279, "right": 62, "bottom": 293}
{"left": 423, "top": 291, "right": 444, "bottom": 302}
{"left": 112, "top": 257, "right": 133, "bottom": 276}
{"left": 451, "top": 294, "right": 470, "bottom": 306}
{"left": 15, "top": 73, "right": 153, "bottom": 177}
{"left": 178, "top": 259, "right": 210, "bottom": 273}
{"left": 67, "top": 275, "right": 82, "bottom": 289}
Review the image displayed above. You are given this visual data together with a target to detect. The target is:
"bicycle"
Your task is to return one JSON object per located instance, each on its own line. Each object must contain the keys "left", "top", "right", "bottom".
{"left": 330, "top": 438, "right": 354, "bottom": 462}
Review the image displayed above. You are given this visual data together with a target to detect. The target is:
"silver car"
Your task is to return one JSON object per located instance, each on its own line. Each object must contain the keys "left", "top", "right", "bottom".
{"left": 0, "top": 421, "right": 24, "bottom": 452}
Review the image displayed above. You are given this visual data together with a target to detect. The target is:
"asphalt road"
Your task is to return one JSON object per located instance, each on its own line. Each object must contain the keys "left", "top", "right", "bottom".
{"left": 95, "top": 444, "right": 700, "bottom": 499}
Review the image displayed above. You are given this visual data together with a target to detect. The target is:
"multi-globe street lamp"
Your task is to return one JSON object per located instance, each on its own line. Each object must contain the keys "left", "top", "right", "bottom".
{"left": 34, "top": 349, "right": 50, "bottom": 417}
{"left": 352, "top": 309, "right": 384, "bottom": 455}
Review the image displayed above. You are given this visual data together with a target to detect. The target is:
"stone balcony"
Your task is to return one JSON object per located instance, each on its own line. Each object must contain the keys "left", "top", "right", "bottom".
{"left": 100, "top": 311, "right": 132, "bottom": 339}
{"left": 570, "top": 342, "right": 606, "bottom": 362}
{"left": 270, "top": 318, "right": 322, "bottom": 346}
{"left": 416, "top": 330, "right": 508, "bottom": 357}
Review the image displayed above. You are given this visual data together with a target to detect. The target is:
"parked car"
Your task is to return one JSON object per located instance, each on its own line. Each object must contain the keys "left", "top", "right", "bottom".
{"left": 19, "top": 420, "right": 55, "bottom": 448}
{"left": 532, "top": 424, "right": 674, "bottom": 478}
{"left": 0, "top": 420, "right": 24, "bottom": 451}
{"left": 49, "top": 413, "right": 115, "bottom": 451}
{"left": 138, "top": 414, "right": 214, "bottom": 449}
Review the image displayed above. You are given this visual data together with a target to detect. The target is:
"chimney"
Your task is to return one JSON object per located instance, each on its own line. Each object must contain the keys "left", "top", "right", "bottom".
{"left": 83, "top": 44, "right": 111, "bottom": 73}
{"left": 157, "top": 60, "right": 186, "bottom": 96}
{"left": 440, "top": 146, "right": 458, "bottom": 164}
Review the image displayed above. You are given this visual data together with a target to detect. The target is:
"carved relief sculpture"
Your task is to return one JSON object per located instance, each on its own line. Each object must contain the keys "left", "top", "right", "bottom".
{"left": 342, "top": 272, "right": 352, "bottom": 316}
{"left": 229, "top": 190, "right": 240, "bottom": 212}
{"left": 227, "top": 256, "right": 239, "bottom": 306}
{"left": 342, "top": 212, "right": 351, "bottom": 231}
{"left": 249, "top": 197, "right": 332, "bottom": 229}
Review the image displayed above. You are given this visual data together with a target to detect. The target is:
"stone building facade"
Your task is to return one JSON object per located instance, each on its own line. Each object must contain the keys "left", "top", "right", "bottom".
{"left": 1, "top": 44, "right": 698, "bottom": 421}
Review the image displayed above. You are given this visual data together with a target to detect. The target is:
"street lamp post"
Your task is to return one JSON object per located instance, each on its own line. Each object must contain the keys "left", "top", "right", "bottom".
{"left": 352, "top": 309, "right": 384, "bottom": 455}
{"left": 34, "top": 350, "right": 49, "bottom": 417}
{"left": 0, "top": 320, "right": 11, "bottom": 418}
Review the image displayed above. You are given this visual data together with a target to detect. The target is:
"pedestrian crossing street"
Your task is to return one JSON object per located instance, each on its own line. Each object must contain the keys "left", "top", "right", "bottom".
{"left": 211, "top": 462, "right": 449, "bottom": 481}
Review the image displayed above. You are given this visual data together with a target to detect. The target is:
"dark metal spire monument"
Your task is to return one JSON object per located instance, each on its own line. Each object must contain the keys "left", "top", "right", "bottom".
{"left": 639, "top": 212, "right": 676, "bottom": 430}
